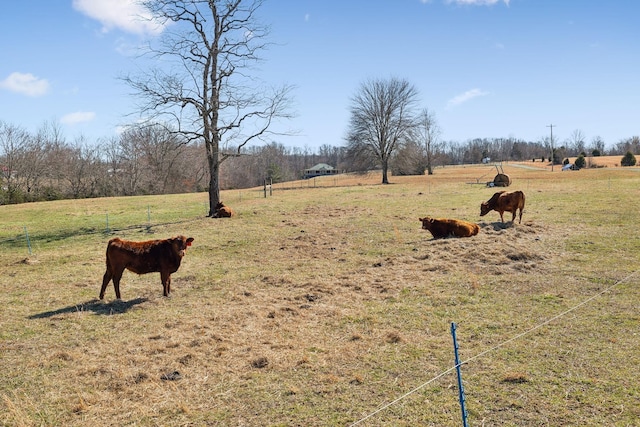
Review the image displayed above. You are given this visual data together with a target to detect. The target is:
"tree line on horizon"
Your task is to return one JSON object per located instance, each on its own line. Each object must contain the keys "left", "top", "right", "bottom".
{"left": 5, "top": 1, "right": 638, "bottom": 208}
{"left": 1, "top": 118, "right": 639, "bottom": 205}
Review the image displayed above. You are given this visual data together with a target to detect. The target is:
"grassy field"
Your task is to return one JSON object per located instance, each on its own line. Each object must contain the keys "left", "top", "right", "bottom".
{"left": 1, "top": 161, "right": 639, "bottom": 426}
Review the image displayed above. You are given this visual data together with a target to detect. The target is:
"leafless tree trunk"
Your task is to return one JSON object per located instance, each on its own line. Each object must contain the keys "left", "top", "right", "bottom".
{"left": 125, "top": 0, "right": 294, "bottom": 216}
{"left": 346, "top": 78, "right": 419, "bottom": 184}
{"left": 414, "top": 108, "right": 440, "bottom": 175}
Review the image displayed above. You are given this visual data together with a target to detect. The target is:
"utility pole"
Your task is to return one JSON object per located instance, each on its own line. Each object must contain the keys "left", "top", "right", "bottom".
{"left": 547, "top": 124, "right": 555, "bottom": 171}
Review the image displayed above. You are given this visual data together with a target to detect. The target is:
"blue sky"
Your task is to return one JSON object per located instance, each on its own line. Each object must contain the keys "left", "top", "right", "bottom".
{"left": 1, "top": 0, "right": 638, "bottom": 151}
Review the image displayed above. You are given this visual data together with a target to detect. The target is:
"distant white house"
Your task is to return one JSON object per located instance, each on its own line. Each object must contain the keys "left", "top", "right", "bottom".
{"left": 303, "top": 163, "right": 340, "bottom": 179}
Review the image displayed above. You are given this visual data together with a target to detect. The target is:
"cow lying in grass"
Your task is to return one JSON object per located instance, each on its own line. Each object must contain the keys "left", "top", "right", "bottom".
{"left": 212, "top": 201, "right": 234, "bottom": 218}
{"left": 419, "top": 217, "right": 480, "bottom": 239}
{"left": 99, "top": 235, "right": 194, "bottom": 300}
{"left": 480, "top": 190, "right": 525, "bottom": 223}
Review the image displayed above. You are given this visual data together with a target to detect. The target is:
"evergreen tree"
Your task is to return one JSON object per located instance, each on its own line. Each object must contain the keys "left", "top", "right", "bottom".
{"left": 621, "top": 151, "right": 637, "bottom": 166}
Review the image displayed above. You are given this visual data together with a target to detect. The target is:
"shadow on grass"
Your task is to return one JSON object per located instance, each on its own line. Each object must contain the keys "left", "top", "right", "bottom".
{"left": 28, "top": 297, "right": 149, "bottom": 319}
{"left": 2, "top": 219, "right": 197, "bottom": 249}
{"left": 0, "top": 227, "right": 103, "bottom": 249}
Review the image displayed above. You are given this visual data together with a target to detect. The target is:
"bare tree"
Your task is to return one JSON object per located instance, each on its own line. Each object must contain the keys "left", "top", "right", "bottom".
{"left": 413, "top": 108, "right": 440, "bottom": 175}
{"left": 0, "top": 121, "right": 29, "bottom": 203}
{"left": 181, "top": 142, "right": 209, "bottom": 191}
{"left": 61, "top": 137, "right": 104, "bottom": 199}
{"left": 391, "top": 140, "right": 425, "bottom": 176}
{"left": 346, "top": 77, "right": 419, "bottom": 184}
{"left": 590, "top": 135, "right": 605, "bottom": 156}
{"left": 126, "top": 0, "right": 294, "bottom": 216}
{"left": 102, "top": 137, "right": 125, "bottom": 196}
{"left": 20, "top": 132, "right": 49, "bottom": 199}
{"left": 567, "top": 129, "right": 586, "bottom": 156}
{"left": 128, "top": 124, "right": 187, "bottom": 194}
{"left": 615, "top": 136, "right": 640, "bottom": 155}
{"left": 117, "top": 129, "right": 145, "bottom": 196}
{"left": 39, "top": 121, "right": 70, "bottom": 192}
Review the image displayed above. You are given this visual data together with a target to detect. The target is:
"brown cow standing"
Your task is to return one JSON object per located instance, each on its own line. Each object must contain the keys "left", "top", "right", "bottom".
{"left": 212, "top": 201, "right": 234, "bottom": 218}
{"left": 419, "top": 217, "right": 480, "bottom": 239}
{"left": 99, "top": 235, "right": 194, "bottom": 300}
{"left": 480, "top": 190, "right": 525, "bottom": 223}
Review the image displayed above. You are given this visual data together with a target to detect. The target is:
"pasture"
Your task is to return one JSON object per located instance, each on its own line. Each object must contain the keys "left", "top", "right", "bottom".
{"left": 1, "top": 162, "right": 639, "bottom": 426}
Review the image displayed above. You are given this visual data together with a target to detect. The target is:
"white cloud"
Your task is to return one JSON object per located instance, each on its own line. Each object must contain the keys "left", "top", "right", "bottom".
{"left": 0, "top": 72, "right": 50, "bottom": 97}
{"left": 446, "top": 0, "right": 510, "bottom": 5}
{"left": 446, "top": 88, "right": 489, "bottom": 109}
{"left": 72, "top": 0, "right": 165, "bottom": 36}
{"left": 61, "top": 111, "right": 96, "bottom": 125}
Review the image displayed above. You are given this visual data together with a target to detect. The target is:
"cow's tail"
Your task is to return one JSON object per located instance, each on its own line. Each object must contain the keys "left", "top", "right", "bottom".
{"left": 104, "top": 238, "right": 118, "bottom": 271}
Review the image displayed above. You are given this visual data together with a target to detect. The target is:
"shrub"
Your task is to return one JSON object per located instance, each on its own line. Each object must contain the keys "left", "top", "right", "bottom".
{"left": 621, "top": 151, "right": 637, "bottom": 167}
{"left": 574, "top": 155, "right": 586, "bottom": 169}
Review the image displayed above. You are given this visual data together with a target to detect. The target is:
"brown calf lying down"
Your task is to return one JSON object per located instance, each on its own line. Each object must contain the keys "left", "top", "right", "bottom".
{"left": 99, "top": 235, "right": 194, "bottom": 300}
{"left": 480, "top": 190, "right": 525, "bottom": 223}
{"left": 212, "top": 201, "right": 234, "bottom": 218}
{"left": 419, "top": 217, "right": 480, "bottom": 239}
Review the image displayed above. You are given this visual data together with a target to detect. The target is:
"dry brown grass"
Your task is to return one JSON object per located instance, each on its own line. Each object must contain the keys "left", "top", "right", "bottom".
{"left": 1, "top": 163, "right": 640, "bottom": 426}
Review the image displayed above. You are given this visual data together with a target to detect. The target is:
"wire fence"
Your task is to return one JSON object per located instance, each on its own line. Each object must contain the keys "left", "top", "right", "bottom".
{"left": 0, "top": 203, "right": 211, "bottom": 252}
{"left": 348, "top": 270, "right": 639, "bottom": 426}
{"left": 0, "top": 187, "right": 273, "bottom": 251}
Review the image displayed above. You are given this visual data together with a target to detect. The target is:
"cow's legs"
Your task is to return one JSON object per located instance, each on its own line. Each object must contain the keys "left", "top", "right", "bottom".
{"left": 111, "top": 267, "right": 124, "bottom": 299}
{"left": 161, "top": 271, "right": 171, "bottom": 297}
{"left": 518, "top": 208, "right": 523, "bottom": 224}
{"left": 99, "top": 268, "right": 112, "bottom": 300}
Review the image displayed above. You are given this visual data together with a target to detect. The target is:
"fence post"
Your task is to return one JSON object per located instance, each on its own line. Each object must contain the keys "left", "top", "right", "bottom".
{"left": 146, "top": 205, "right": 151, "bottom": 233}
{"left": 451, "top": 322, "right": 469, "bottom": 427}
{"left": 105, "top": 212, "right": 111, "bottom": 234}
